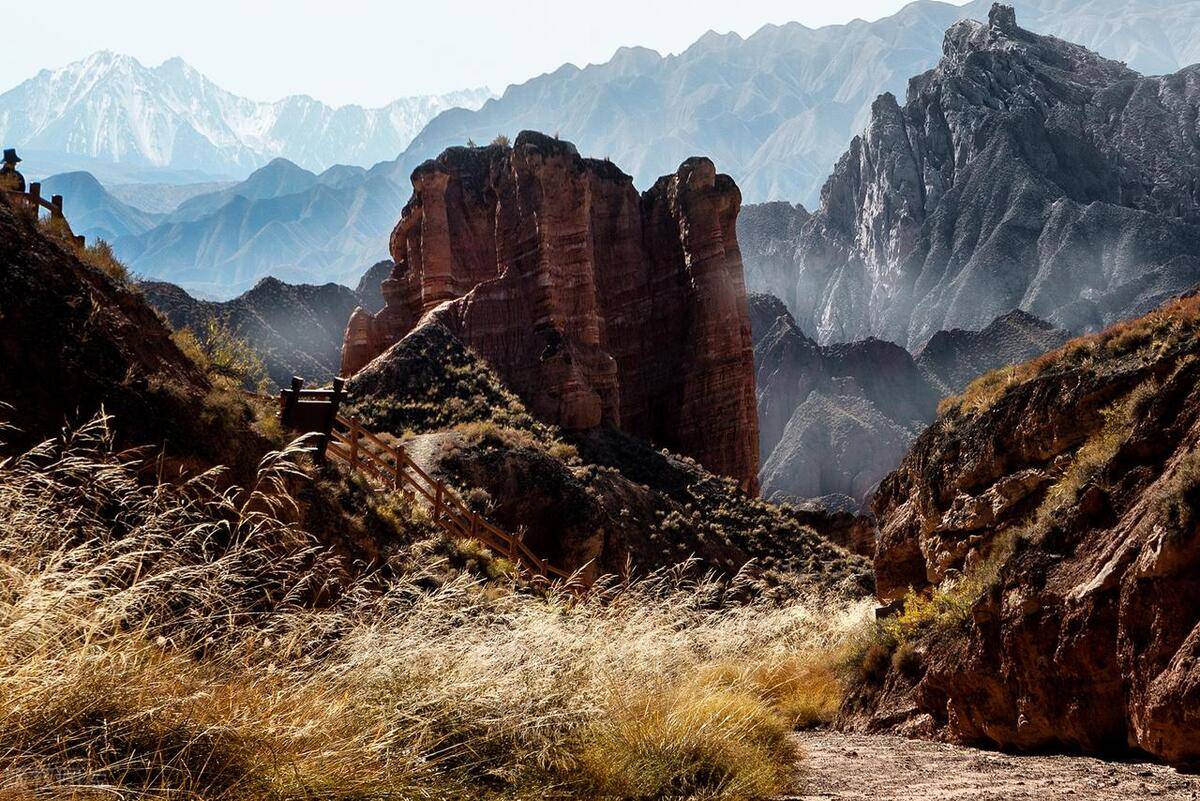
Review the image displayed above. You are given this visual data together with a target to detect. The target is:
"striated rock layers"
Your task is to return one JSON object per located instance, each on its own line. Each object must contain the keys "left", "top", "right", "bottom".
{"left": 766, "top": 3, "right": 1200, "bottom": 350}
{"left": 854, "top": 294, "right": 1200, "bottom": 767}
{"left": 343, "top": 131, "right": 759, "bottom": 491}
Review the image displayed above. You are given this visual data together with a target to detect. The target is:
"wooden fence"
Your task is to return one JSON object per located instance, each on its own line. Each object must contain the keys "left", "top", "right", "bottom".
{"left": 277, "top": 377, "right": 576, "bottom": 586}
{"left": 4, "top": 182, "right": 85, "bottom": 247}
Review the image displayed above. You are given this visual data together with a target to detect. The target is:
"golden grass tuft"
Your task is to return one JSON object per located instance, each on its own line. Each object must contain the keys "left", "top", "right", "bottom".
{"left": 0, "top": 413, "right": 869, "bottom": 800}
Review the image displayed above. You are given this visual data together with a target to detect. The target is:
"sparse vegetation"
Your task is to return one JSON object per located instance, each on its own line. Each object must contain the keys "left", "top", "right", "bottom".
{"left": 0, "top": 414, "right": 870, "bottom": 800}
{"left": 348, "top": 323, "right": 554, "bottom": 438}
{"left": 452, "top": 420, "right": 580, "bottom": 463}
{"left": 35, "top": 215, "right": 134, "bottom": 287}
{"left": 1155, "top": 448, "right": 1200, "bottom": 531}
{"left": 492, "top": 134, "right": 511, "bottom": 147}
{"left": 940, "top": 294, "right": 1200, "bottom": 417}
{"left": 173, "top": 317, "right": 272, "bottom": 393}
{"left": 78, "top": 238, "right": 131, "bottom": 284}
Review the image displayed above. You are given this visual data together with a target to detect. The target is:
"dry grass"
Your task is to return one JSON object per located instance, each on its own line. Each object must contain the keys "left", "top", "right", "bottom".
{"left": 35, "top": 216, "right": 133, "bottom": 287}
{"left": 940, "top": 295, "right": 1200, "bottom": 416}
{"left": 0, "top": 414, "right": 869, "bottom": 800}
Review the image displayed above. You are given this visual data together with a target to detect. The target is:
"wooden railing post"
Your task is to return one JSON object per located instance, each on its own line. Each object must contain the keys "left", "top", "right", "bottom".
{"left": 318, "top": 377, "right": 344, "bottom": 463}
{"left": 310, "top": 411, "right": 578, "bottom": 590}
{"left": 281, "top": 376, "right": 303, "bottom": 428}
{"left": 28, "top": 182, "right": 40, "bottom": 212}
{"left": 50, "top": 195, "right": 64, "bottom": 220}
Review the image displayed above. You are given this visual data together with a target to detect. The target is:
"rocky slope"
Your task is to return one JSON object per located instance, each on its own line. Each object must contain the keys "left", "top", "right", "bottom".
{"left": 751, "top": 294, "right": 1067, "bottom": 511}
{"left": 345, "top": 319, "right": 870, "bottom": 591}
{"left": 915, "top": 309, "right": 1070, "bottom": 396}
{"left": 344, "top": 132, "right": 759, "bottom": 491}
{"left": 850, "top": 293, "right": 1200, "bottom": 768}
{"left": 143, "top": 276, "right": 365, "bottom": 387}
{"left": 766, "top": 4, "right": 1200, "bottom": 350}
{"left": 0, "top": 191, "right": 278, "bottom": 481}
{"left": 751, "top": 294, "right": 938, "bottom": 511}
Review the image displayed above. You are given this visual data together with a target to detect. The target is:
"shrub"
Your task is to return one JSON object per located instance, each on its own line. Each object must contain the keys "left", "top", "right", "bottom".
{"left": 78, "top": 239, "right": 131, "bottom": 285}
{"left": 1154, "top": 448, "right": 1200, "bottom": 531}
{"left": 492, "top": 134, "right": 511, "bottom": 147}
{"left": 173, "top": 317, "right": 271, "bottom": 393}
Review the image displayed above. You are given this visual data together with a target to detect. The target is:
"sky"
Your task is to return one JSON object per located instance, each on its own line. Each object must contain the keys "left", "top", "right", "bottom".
{"left": 0, "top": 0, "right": 969, "bottom": 107}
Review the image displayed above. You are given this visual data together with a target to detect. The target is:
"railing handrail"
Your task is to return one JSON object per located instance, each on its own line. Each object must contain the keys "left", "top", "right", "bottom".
{"left": 324, "top": 412, "right": 579, "bottom": 587}
{"left": 3, "top": 187, "right": 60, "bottom": 216}
{"left": 4, "top": 184, "right": 85, "bottom": 248}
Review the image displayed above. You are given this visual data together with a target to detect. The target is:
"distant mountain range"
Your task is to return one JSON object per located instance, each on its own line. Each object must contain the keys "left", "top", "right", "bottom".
{"left": 388, "top": 0, "right": 1200, "bottom": 205}
{"left": 0, "top": 51, "right": 493, "bottom": 181}
{"left": 22, "top": 0, "right": 1200, "bottom": 296}
{"left": 750, "top": 3, "right": 1200, "bottom": 350}
{"left": 109, "top": 158, "right": 405, "bottom": 296}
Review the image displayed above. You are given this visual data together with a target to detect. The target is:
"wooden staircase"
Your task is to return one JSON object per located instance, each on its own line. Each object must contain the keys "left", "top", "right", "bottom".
{"left": 278, "top": 377, "right": 575, "bottom": 586}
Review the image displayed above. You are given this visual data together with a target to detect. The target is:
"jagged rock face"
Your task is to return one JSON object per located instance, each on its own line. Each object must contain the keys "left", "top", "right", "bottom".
{"left": 752, "top": 293, "right": 1074, "bottom": 512}
{"left": 354, "top": 259, "right": 393, "bottom": 314}
{"left": 752, "top": 293, "right": 939, "bottom": 510}
{"left": 860, "top": 295, "right": 1200, "bottom": 767}
{"left": 783, "top": 3, "right": 1200, "bottom": 350}
{"left": 344, "top": 131, "right": 760, "bottom": 491}
{"left": 914, "top": 309, "right": 1070, "bottom": 395}
{"left": 739, "top": 202, "right": 809, "bottom": 319}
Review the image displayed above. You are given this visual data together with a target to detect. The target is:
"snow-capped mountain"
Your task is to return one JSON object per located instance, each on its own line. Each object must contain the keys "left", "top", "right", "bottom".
{"left": 0, "top": 51, "right": 493, "bottom": 179}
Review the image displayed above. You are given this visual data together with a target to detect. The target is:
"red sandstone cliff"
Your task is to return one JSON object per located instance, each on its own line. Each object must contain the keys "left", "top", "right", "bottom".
{"left": 848, "top": 295, "right": 1200, "bottom": 768}
{"left": 343, "top": 131, "right": 759, "bottom": 491}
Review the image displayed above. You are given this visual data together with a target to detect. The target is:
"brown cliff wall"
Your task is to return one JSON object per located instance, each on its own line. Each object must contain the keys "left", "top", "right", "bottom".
{"left": 853, "top": 295, "right": 1200, "bottom": 767}
{"left": 343, "top": 132, "right": 759, "bottom": 491}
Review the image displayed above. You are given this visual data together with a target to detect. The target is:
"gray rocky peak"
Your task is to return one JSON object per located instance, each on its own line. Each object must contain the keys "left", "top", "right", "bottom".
{"left": 770, "top": 3, "right": 1200, "bottom": 349}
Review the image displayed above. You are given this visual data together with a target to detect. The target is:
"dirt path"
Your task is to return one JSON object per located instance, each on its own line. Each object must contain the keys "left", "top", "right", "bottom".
{"left": 787, "top": 731, "right": 1199, "bottom": 800}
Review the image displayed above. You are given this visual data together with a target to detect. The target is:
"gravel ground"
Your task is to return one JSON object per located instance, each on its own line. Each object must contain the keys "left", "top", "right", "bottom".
{"left": 786, "top": 731, "right": 1200, "bottom": 800}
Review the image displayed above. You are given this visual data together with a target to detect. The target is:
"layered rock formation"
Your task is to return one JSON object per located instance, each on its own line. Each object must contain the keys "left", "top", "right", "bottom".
{"left": 855, "top": 294, "right": 1200, "bottom": 767}
{"left": 762, "top": 4, "right": 1200, "bottom": 350}
{"left": 343, "top": 132, "right": 759, "bottom": 491}
{"left": 751, "top": 294, "right": 1065, "bottom": 511}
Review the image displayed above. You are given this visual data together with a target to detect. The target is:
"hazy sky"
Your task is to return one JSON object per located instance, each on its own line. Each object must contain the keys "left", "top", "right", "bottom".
{"left": 1, "top": 0, "right": 969, "bottom": 106}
